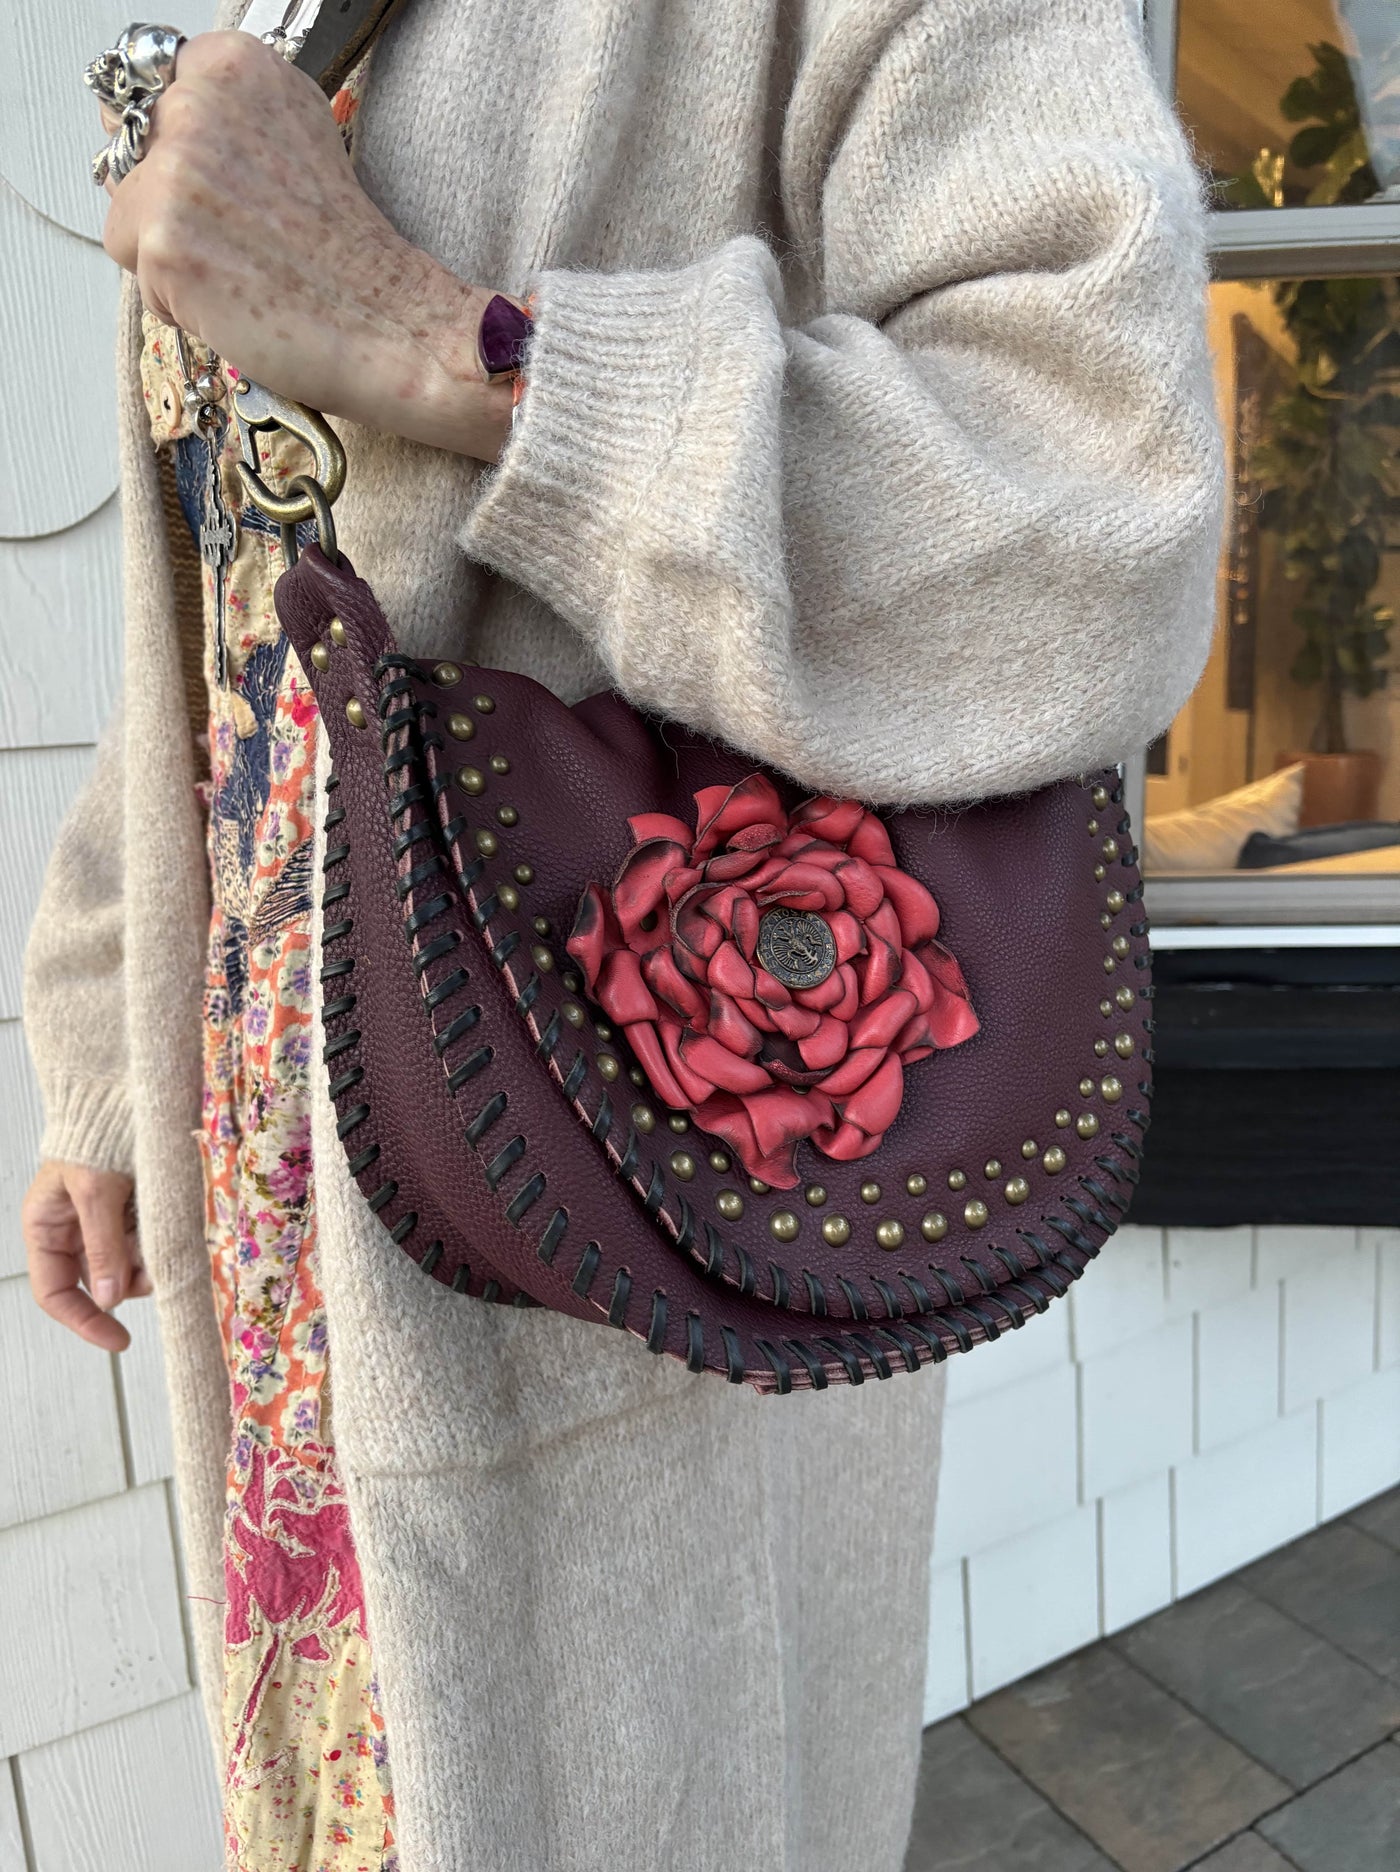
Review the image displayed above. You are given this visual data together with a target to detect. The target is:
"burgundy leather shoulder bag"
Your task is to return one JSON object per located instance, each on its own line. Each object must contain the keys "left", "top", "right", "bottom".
{"left": 230, "top": 7, "right": 1152, "bottom": 1396}
{"left": 237, "top": 458, "right": 1152, "bottom": 1395}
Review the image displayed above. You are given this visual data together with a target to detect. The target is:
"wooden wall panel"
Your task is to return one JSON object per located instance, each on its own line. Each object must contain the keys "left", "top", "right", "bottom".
{"left": 0, "top": 1763, "right": 25, "bottom": 1868}
{"left": 0, "top": 1021, "right": 44, "bottom": 1280}
{"left": 0, "top": 1485, "right": 188, "bottom": 1757}
{"left": 115, "top": 1296, "right": 179, "bottom": 1488}
{"left": 0, "top": 184, "right": 119, "bottom": 540}
{"left": 0, "top": 504, "right": 123, "bottom": 749}
{"left": 19, "top": 1692, "right": 220, "bottom": 1872}
{"left": 0, "top": 746, "right": 95, "bottom": 1022}
{"left": 0, "top": 1275, "right": 127, "bottom": 1531}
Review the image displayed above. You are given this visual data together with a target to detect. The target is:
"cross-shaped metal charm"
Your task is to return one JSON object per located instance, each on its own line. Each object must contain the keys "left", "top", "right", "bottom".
{"left": 198, "top": 423, "right": 237, "bottom": 687}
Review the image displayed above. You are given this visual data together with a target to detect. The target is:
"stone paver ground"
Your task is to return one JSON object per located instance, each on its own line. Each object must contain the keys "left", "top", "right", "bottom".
{"left": 908, "top": 1487, "right": 1400, "bottom": 1871}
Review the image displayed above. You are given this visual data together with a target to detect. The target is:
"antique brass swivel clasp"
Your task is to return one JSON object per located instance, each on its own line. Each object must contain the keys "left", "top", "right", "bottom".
{"left": 230, "top": 375, "right": 347, "bottom": 567}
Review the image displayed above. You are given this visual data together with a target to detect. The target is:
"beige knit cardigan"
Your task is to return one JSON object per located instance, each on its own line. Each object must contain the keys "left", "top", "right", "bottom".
{"left": 24, "top": 1, "right": 1222, "bottom": 1864}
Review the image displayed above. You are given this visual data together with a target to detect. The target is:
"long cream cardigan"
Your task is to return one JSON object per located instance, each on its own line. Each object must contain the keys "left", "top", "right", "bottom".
{"left": 24, "top": 1, "right": 1222, "bottom": 1864}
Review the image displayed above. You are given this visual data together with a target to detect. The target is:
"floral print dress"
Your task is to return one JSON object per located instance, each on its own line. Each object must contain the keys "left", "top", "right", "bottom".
{"left": 139, "top": 64, "right": 397, "bottom": 1872}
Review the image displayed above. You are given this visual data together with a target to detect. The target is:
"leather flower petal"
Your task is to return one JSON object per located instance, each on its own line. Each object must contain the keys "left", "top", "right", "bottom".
{"left": 613, "top": 836, "right": 689, "bottom": 940}
{"left": 692, "top": 774, "right": 787, "bottom": 860}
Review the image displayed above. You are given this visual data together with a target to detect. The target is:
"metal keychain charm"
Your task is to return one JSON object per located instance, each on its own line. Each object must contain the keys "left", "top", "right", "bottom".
{"left": 175, "top": 331, "right": 237, "bottom": 688}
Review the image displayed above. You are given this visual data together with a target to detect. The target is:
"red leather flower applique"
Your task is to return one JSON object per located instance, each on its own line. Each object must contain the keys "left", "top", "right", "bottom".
{"left": 566, "top": 774, "right": 979, "bottom": 1189}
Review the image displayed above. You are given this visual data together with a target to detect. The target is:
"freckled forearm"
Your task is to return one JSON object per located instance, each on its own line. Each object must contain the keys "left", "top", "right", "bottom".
{"left": 335, "top": 239, "right": 512, "bottom": 459}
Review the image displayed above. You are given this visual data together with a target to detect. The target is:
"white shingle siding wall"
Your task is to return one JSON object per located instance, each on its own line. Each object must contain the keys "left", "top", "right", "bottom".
{"left": 1, "top": 5, "right": 221, "bottom": 1863}
{"left": 2, "top": 1, "right": 1396, "bottom": 1856}
{"left": 925, "top": 1224, "right": 1400, "bottom": 1719}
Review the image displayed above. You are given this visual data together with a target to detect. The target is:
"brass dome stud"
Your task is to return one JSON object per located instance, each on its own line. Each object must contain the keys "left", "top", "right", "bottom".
{"left": 597, "top": 1055, "right": 620, "bottom": 1082}
{"left": 876, "top": 1219, "right": 905, "bottom": 1251}
{"left": 432, "top": 661, "right": 463, "bottom": 687}
{"left": 345, "top": 698, "right": 367, "bottom": 729}
{"left": 1102, "top": 837, "right": 1119, "bottom": 861}
{"left": 947, "top": 1169, "right": 967, "bottom": 1192}
{"left": 1087, "top": 819, "right": 1099, "bottom": 836}
{"left": 309, "top": 642, "right": 331, "bottom": 672}
{"left": 1115, "top": 986, "right": 1136, "bottom": 1011}
{"left": 1078, "top": 1077, "right": 1095, "bottom": 1098}
{"left": 628, "top": 1067, "right": 646, "bottom": 1086}
{"left": 963, "top": 1199, "right": 989, "bottom": 1229}
{"left": 1092, "top": 784, "right": 1110, "bottom": 809}
{"left": 1043, "top": 1145, "right": 1067, "bottom": 1173}
{"left": 1111, "top": 934, "right": 1131, "bottom": 959}
{"left": 906, "top": 1172, "right": 928, "bottom": 1198}
{"left": 823, "top": 1215, "right": 852, "bottom": 1247}
{"left": 770, "top": 1210, "right": 800, "bottom": 1243}
{"left": 1106, "top": 888, "right": 1126, "bottom": 913}
{"left": 669, "top": 1151, "right": 696, "bottom": 1180}
{"left": 920, "top": 1211, "right": 948, "bottom": 1242}
{"left": 632, "top": 1104, "right": 655, "bottom": 1133}
{"left": 446, "top": 713, "right": 475, "bottom": 741}
{"left": 805, "top": 1184, "right": 828, "bottom": 1207}
{"left": 515, "top": 863, "right": 534, "bottom": 885}
{"left": 563, "top": 1002, "right": 585, "bottom": 1027}
{"left": 749, "top": 1176, "right": 770, "bottom": 1195}
{"left": 709, "top": 1151, "right": 731, "bottom": 1173}
{"left": 489, "top": 754, "right": 511, "bottom": 774}
{"left": 1115, "top": 1034, "right": 1135, "bottom": 1058}
{"left": 717, "top": 1190, "right": 744, "bottom": 1221}
{"left": 457, "top": 767, "right": 486, "bottom": 795}
{"left": 1021, "top": 1139, "right": 1038, "bottom": 1159}
{"left": 1004, "top": 1177, "right": 1030, "bottom": 1205}
{"left": 498, "top": 883, "right": 520, "bottom": 911}
{"left": 1093, "top": 863, "right": 1107, "bottom": 882}
{"left": 530, "top": 943, "right": 553, "bottom": 972}
{"left": 1054, "top": 1109, "right": 1072, "bottom": 1128}
{"left": 859, "top": 1180, "right": 882, "bottom": 1205}
{"left": 984, "top": 1158, "right": 1002, "bottom": 1180}
{"left": 1100, "top": 1075, "right": 1124, "bottom": 1102}
{"left": 497, "top": 805, "right": 520, "bottom": 827}
{"left": 1094, "top": 1038, "right": 1110, "bottom": 1057}
{"left": 1076, "top": 1112, "right": 1100, "bottom": 1139}
{"left": 473, "top": 694, "right": 495, "bottom": 713}
{"left": 1100, "top": 998, "right": 1114, "bottom": 1017}
{"left": 668, "top": 1113, "right": 690, "bottom": 1134}
{"left": 328, "top": 617, "right": 346, "bottom": 647}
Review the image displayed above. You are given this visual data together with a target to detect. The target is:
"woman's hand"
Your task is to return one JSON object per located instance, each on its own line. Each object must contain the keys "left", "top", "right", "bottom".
{"left": 98, "top": 31, "right": 515, "bottom": 462}
{"left": 22, "top": 1162, "right": 151, "bottom": 1353}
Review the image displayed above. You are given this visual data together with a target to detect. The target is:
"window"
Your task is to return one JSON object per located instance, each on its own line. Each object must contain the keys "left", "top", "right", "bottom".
{"left": 1177, "top": 0, "right": 1400, "bottom": 211}
{"left": 1138, "top": 3, "right": 1400, "bottom": 927}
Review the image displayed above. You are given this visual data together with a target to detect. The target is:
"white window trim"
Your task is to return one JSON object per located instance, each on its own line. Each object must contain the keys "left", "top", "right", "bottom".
{"left": 1134, "top": 0, "right": 1400, "bottom": 933}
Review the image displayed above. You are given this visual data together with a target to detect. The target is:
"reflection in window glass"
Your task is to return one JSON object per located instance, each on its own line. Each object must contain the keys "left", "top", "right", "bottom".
{"left": 1144, "top": 277, "right": 1400, "bottom": 880}
{"left": 1176, "top": 0, "right": 1400, "bottom": 209}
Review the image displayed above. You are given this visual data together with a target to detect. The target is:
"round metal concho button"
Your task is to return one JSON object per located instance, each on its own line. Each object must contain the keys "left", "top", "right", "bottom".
{"left": 756, "top": 908, "right": 837, "bottom": 990}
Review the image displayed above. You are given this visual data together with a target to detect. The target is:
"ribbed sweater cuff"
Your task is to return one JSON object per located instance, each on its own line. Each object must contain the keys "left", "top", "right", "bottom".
{"left": 38, "top": 1075, "right": 135, "bottom": 1178}
{"left": 459, "top": 240, "right": 776, "bottom": 634}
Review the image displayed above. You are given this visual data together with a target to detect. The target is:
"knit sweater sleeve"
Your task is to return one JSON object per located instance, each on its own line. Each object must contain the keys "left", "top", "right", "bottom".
{"left": 460, "top": 0, "right": 1223, "bottom": 806}
{"left": 22, "top": 706, "right": 134, "bottom": 1176}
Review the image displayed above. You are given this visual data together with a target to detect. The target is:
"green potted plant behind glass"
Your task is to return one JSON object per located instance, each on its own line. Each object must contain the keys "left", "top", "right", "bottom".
{"left": 1226, "top": 40, "right": 1400, "bottom": 826}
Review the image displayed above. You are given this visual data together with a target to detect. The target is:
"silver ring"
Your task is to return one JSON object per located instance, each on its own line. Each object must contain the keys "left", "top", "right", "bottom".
{"left": 85, "top": 23, "right": 185, "bottom": 187}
